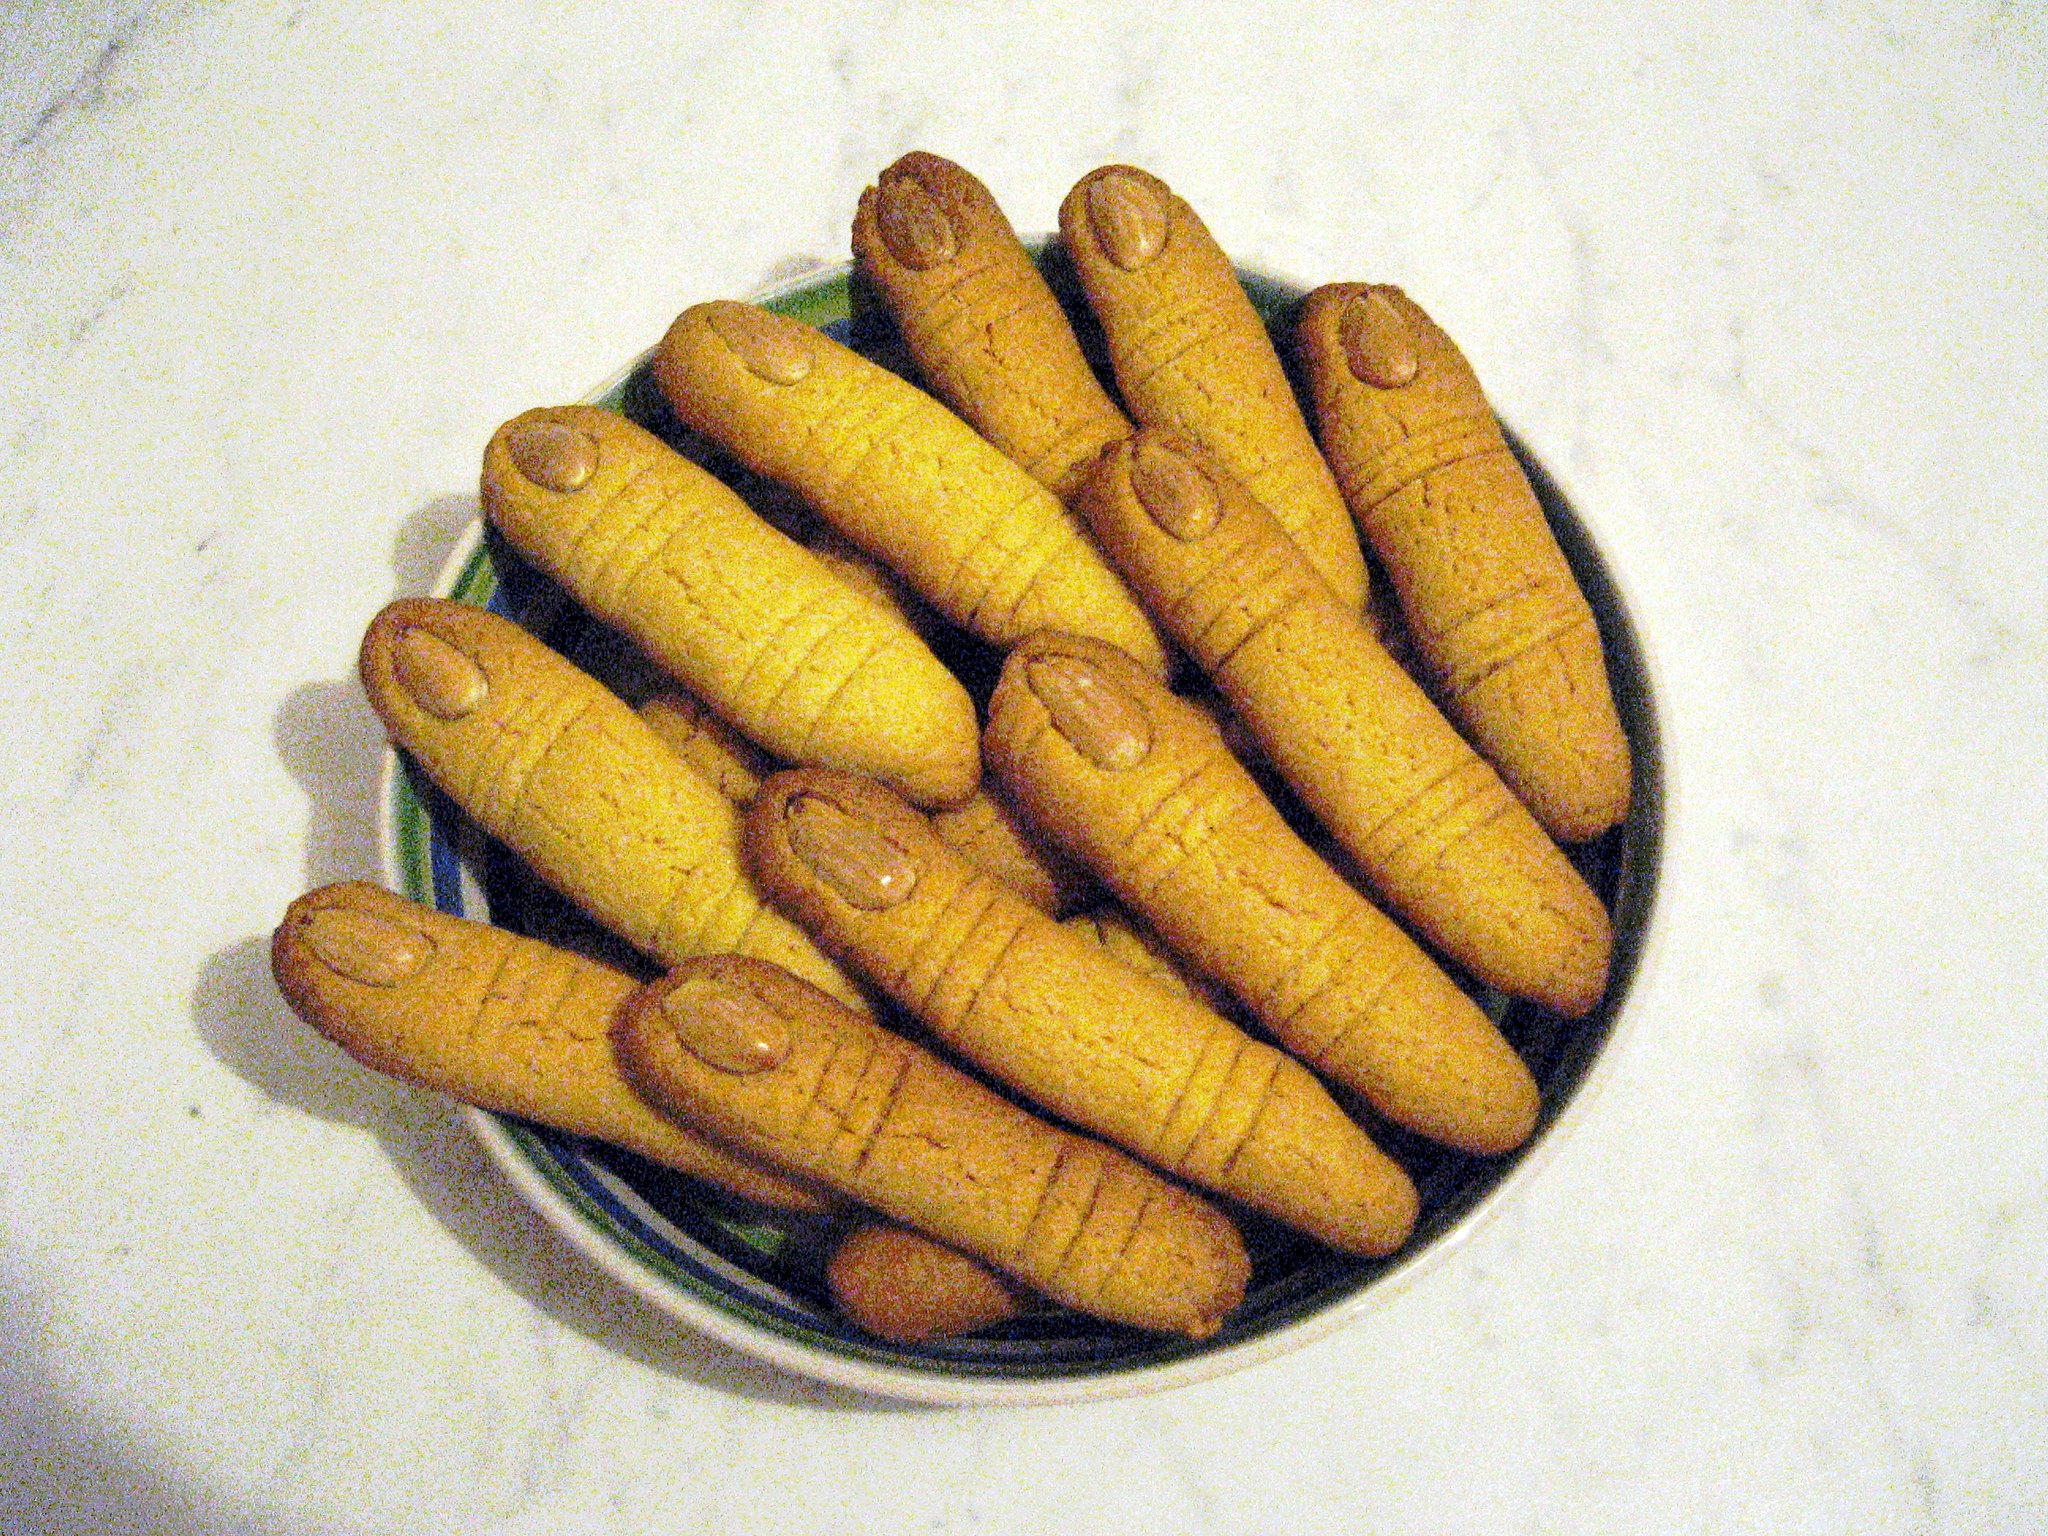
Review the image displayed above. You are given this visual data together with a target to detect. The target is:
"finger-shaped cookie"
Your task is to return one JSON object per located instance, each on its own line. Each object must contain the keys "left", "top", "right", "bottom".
{"left": 1058, "top": 165, "right": 1366, "bottom": 612}
{"left": 652, "top": 300, "right": 1169, "bottom": 677}
{"left": 641, "top": 675, "right": 1094, "bottom": 920}
{"left": 270, "top": 882, "right": 828, "bottom": 1211}
{"left": 828, "top": 901, "right": 1232, "bottom": 1345}
{"left": 803, "top": 527, "right": 941, "bottom": 641}
{"left": 360, "top": 598, "right": 865, "bottom": 1009}
{"left": 826, "top": 896, "right": 1245, "bottom": 1348}
{"left": 826, "top": 1222, "right": 1029, "bottom": 1344}
{"left": 638, "top": 690, "right": 774, "bottom": 803}
{"left": 1061, "top": 906, "right": 1224, "bottom": 1011}
{"left": 930, "top": 782, "right": 1098, "bottom": 917}
{"left": 989, "top": 634, "right": 1540, "bottom": 1152}
{"left": 482, "top": 405, "right": 978, "bottom": 809}
{"left": 830, "top": 897, "right": 1232, "bottom": 1347}
{"left": 1298, "top": 284, "right": 1631, "bottom": 840}
{"left": 853, "top": 151, "right": 1130, "bottom": 500}
{"left": 1079, "top": 431, "right": 1611, "bottom": 1018}
{"left": 614, "top": 956, "right": 1249, "bottom": 1338}
{"left": 744, "top": 768, "right": 1418, "bottom": 1256}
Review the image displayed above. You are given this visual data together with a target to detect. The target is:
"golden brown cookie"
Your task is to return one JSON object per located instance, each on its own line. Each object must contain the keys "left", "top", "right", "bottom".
{"left": 481, "top": 404, "right": 978, "bottom": 809}
{"left": 743, "top": 768, "right": 1418, "bottom": 1256}
{"left": 802, "top": 526, "right": 940, "bottom": 641}
{"left": 359, "top": 598, "right": 865, "bottom": 1009}
{"left": 613, "top": 955, "right": 1248, "bottom": 1338}
{"left": 1061, "top": 906, "right": 1225, "bottom": 1011}
{"left": 1078, "top": 431, "right": 1611, "bottom": 1018}
{"left": 270, "top": 882, "right": 828, "bottom": 1211}
{"left": 1298, "top": 284, "right": 1631, "bottom": 841}
{"left": 637, "top": 689, "right": 774, "bottom": 803}
{"left": 641, "top": 675, "right": 1094, "bottom": 919}
{"left": 829, "top": 896, "right": 1237, "bottom": 1347}
{"left": 828, "top": 897, "right": 1242, "bottom": 1345}
{"left": 853, "top": 151, "right": 1131, "bottom": 500}
{"left": 929, "top": 782, "right": 1098, "bottom": 917}
{"left": 1058, "top": 165, "right": 1366, "bottom": 612}
{"left": 988, "top": 633, "right": 1540, "bottom": 1152}
{"left": 826, "top": 1222, "right": 1028, "bottom": 1343}
{"left": 652, "top": 300, "right": 1169, "bottom": 677}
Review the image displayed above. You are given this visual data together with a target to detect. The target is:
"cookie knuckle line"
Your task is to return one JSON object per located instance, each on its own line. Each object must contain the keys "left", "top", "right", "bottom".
{"left": 1211, "top": 1054, "right": 1285, "bottom": 1183}
{"left": 1125, "top": 322, "right": 1227, "bottom": 394}
{"left": 1118, "top": 292, "right": 1222, "bottom": 369}
{"left": 1156, "top": 1030, "right": 1248, "bottom": 1170}
{"left": 1092, "top": 1181, "right": 1161, "bottom": 1302}
{"left": 1451, "top": 608, "right": 1601, "bottom": 699}
{"left": 1121, "top": 758, "right": 1223, "bottom": 902}
{"left": 1294, "top": 958, "right": 1410, "bottom": 1075}
{"left": 1420, "top": 797, "right": 1519, "bottom": 878}
{"left": 1370, "top": 761, "right": 1501, "bottom": 870}
{"left": 463, "top": 943, "right": 524, "bottom": 1049}
{"left": 1201, "top": 587, "right": 1313, "bottom": 676}
{"left": 1180, "top": 535, "right": 1293, "bottom": 641}
{"left": 930, "top": 896, "right": 1033, "bottom": 1025}
{"left": 970, "top": 514, "right": 1069, "bottom": 636}
{"left": 794, "top": 631, "right": 899, "bottom": 756}
{"left": 846, "top": 1049, "right": 917, "bottom": 1178}
{"left": 1438, "top": 573, "right": 1548, "bottom": 645}
{"left": 820, "top": 399, "right": 923, "bottom": 503}
{"left": 1042, "top": 1151, "right": 1112, "bottom": 1291}
{"left": 894, "top": 874, "right": 1003, "bottom": 1013}
{"left": 649, "top": 850, "right": 744, "bottom": 959}
{"left": 1255, "top": 904, "right": 1359, "bottom": 1025}
{"left": 728, "top": 585, "right": 843, "bottom": 711}
{"left": 493, "top": 696, "right": 604, "bottom": 830}
{"left": 1353, "top": 419, "right": 1506, "bottom": 512}
{"left": 1355, "top": 755, "right": 1466, "bottom": 850}
{"left": 790, "top": 1033, "right": 856, "bottom": 1166}
{"left": 575, "top": 464, "right": 670, "bottom": 603}
{"left": 756, "top": 602, "right": 872, "bottom": 731}
{"left": 907, "top": 252, "right": 1005, "bottom": 315}
{"left": 1011, "top": 1137, "right": 1078, "bottom": 1261}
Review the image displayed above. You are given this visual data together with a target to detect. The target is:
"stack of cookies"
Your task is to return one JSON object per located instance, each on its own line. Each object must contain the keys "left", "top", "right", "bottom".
{"left": 271, "top": 153, "right": 1633, "bottom": 1345}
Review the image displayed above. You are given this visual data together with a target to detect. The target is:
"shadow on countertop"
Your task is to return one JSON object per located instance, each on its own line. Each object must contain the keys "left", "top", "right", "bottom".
{"left": 190, "top": 935, "right": 911, "bottom": 1416}
{"left": 176, "top": 490, "right": 928, "bottom": 1436}
{"left": 0, "top": 1262, "right": 316, "bottom": 1536}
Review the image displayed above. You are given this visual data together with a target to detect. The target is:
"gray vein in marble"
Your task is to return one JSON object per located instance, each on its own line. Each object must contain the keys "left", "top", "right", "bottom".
{"left": 6, "top": 4, "right": 161, "bottom": 155}
{"left": 1744, "top": 1027, "right": 1945, "bottom": 1531}
{"left": 507, "top": 1309, "right": 603, "bottom": 1521}
{"left": 254, "top": 1332, "right": 334, "bottom": 1502}
{"left": 1684, "top": 324, "right": 2021, "bottom": 664}
{"left": 1506, "top": 97, "right": 1612, "bottom": 471}
{"left": 64, "top": 272, "right": 134, "bottom": 353}
{"left": 64, "top": 658, "right": 157, "bottom": 798}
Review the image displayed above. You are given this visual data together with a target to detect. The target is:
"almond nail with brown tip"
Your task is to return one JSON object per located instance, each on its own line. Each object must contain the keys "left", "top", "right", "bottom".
{"left": 743, "top": 767, "right": 1419, "bottom": 1256}
{"left": 612, "top": 955, "right": 1249, "bottom": 1339}
{"left": 270, "top": 882, "right": 831, "bottom": 1211}
{"left": 1298, "top": 283, "right": 1631, "bottom": 842}
{"left": 1078, "top": 430, "right": 1612, "bottom": 1018}
{"left": 987, "top": 632, "right": 1541, "bottom": 1153}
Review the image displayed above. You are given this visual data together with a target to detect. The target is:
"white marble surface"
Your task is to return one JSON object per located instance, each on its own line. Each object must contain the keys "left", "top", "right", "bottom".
{"left": 2, "top": 1, "right": 2044, "bottom": 1530}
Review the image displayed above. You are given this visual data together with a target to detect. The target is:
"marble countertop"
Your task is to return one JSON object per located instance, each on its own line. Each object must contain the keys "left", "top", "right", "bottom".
{"left": 3, "top": 3, "right": 2043, "bottom": 1531}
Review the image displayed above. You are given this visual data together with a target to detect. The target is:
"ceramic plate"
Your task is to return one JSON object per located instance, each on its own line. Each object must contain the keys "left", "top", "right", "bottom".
{"left": 379, "top": 251, "right": 1665, "bottom": 1406}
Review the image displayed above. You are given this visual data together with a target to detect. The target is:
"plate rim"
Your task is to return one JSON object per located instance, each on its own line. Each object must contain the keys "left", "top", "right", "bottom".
{"left": 377, "top": 253, "right": 1675, "bottom": 1407}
